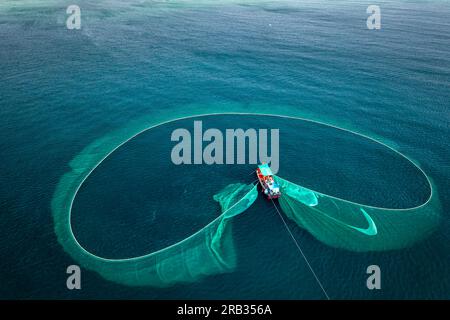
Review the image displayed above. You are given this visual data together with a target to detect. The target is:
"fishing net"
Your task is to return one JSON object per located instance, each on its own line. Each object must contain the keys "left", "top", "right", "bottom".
{"left": 274, "top": 176, "right": 441, "bottom": 252}
{"left": 52, "top": 111, "right": 441, "bottom": 287}
{"left": 53, "top": 177, "right": 257, "bottom": 287}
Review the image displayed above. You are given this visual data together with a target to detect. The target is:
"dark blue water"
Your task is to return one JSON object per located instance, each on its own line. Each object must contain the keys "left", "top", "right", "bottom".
{"left": 1, "top": 0, "right": 449, "bottom": 299}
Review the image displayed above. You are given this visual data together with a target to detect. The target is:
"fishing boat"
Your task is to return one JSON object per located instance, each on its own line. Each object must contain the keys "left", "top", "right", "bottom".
{"left": 256, "top": 163, "right": 281, "bottom": 199}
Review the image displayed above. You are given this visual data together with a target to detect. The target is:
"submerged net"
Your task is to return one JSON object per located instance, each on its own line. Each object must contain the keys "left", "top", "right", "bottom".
{"left": 274, "top": 176, "right": 441, "bottom": 252}
{"left": 51, "top": 111, "right": 259, "bottom": 287}
{"left": 52, "top": 111, "right": 441, "bottom": 287}
{"left": 53, "top": 178, "right": 257, "bottom": 287}
{"left": 211, "top": 183, "right": 258, "bottom": 265}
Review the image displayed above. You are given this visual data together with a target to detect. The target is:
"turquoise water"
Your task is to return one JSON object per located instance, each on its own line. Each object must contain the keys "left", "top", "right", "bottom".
{"left": 1, "top": 0, "right": 449, "bottom": 299}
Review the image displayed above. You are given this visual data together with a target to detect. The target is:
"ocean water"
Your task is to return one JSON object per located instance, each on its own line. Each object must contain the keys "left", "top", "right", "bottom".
{"left": 1, "top": 0, "right": 449, "bottom": 299}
